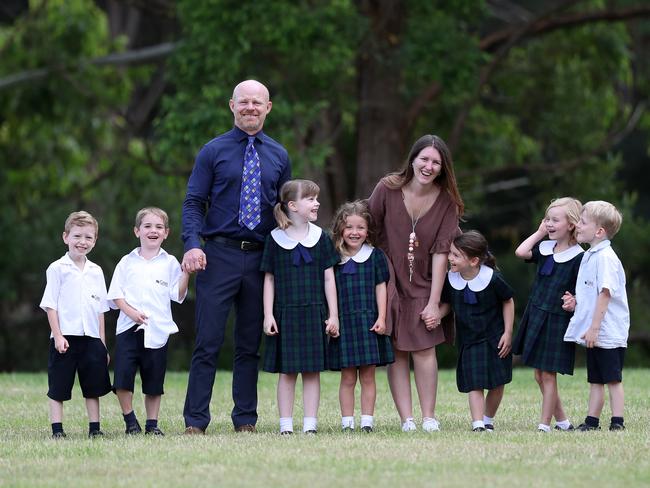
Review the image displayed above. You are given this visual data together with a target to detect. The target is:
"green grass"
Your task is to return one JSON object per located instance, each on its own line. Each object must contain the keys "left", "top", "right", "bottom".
{"left": 0, "top": 369, "right": 648, "bottom": 487}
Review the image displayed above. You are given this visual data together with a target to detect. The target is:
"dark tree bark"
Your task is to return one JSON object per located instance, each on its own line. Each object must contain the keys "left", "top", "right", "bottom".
{"left": 354, "top": 0, "right": 406, "bottom": 199}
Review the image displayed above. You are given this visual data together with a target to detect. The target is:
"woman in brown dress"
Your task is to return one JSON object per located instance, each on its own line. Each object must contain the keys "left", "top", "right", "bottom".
{"left": 368, "top": 134, "right": 463, "bottom": 432}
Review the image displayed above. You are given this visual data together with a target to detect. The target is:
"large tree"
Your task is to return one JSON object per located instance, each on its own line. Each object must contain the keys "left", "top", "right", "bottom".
{"left": 2, "top": 0, "right": 650, "bottom": 370}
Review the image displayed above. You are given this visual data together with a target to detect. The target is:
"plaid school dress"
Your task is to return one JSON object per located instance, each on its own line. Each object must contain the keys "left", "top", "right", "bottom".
{"left": 442, "top": 266, "right": 514, "bottom": 393}
{"left": 512, "top": 241, "right": 582, "bottom": 375}
{"left": 261, "top": 224, "right": 339, "bottom": 374}
{"left": 328, "top": 245, "right": 395, "bottom": 370}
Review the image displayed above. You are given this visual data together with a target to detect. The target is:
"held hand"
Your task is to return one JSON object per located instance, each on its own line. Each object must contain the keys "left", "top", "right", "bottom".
{"left": 263, "top": 316, "right": 278, "bottom": 336}
{"left": 369, "top": 319, "right": 386, "bottom": 335}
{"left": 581, "top": 328, "right": 599, "bottom": 348}
{"left": 182, "top": 248, "right": 207, "bottom": 273}
{"left": 561, "top": 291, "right": 576, "bottom": 312}
{"left": 325, "top": 317, "right": 340, "bottom": 338}
{"left": 498, "top": 332, "right": 512, "bottom": 358}
{"left": 54, "top": 336, "right": 69, "bottom": 354}
{"left": 420, "top": 303, "right": 441, "bottom": 330}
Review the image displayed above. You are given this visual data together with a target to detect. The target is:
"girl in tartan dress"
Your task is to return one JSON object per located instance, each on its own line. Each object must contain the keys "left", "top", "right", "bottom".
{"left": 440, "top": 231, "right": 514, "bottom": 432}
{"left": 328, "top": 201, "right": 394, "bottom": 433}
{"left": 512, "top": 197, "right": 583, "bottom": 432}
{"left": 261, "top": 179, "right": 340, "bottom": 435}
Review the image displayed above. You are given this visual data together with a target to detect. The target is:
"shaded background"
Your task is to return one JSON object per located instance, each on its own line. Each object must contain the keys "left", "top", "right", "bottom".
{"left": 1, "top": 0, "right": 649, "bottom": 371}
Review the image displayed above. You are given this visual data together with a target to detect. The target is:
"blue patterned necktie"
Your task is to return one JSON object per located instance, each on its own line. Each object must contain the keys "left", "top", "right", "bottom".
{"left": 239, "top": 136, "right": 262, "bottom": 230}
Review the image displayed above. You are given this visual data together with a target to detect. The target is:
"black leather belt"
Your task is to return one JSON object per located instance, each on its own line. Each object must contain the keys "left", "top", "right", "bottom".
{"left": 209, "top": 235, "right": 263, "bottom": 251}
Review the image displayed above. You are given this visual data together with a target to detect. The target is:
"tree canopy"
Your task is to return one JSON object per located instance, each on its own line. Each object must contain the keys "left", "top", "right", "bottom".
{"left": 1, "top": 0, "right": 649, "bottom": 370}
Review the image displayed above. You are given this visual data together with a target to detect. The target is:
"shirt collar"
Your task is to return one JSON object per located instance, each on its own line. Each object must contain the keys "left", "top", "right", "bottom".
{"left": 339, "top": 243, "right": 373, "bottom": 265}
{"left": 448, "top": 265, "right": 493, "bottom": 292}
{"left": 539, "top": 240, "right": 584, "bottom": 263}
{"left": 586, "top": 239, "right": 611, "bottom": 254}
{"left": 271, "top": 223, "right": 322, "bottom": 249}
{"left": 61, "top": 253, "right": 98, "bottom": 270}
{"left": 129, "top": 247, "right": 168, "bottom": 260}
{"left": 233, "top": 126, "right": 265, "bottom": 144}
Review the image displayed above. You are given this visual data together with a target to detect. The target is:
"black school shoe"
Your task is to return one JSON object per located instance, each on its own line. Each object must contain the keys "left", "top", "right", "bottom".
{"left": 472, "top": 427, "right": 486, "bottom": 432}
{"left": 609, "top": 423, "right": 625, "bottom": 431}
{"left": 145, "top": 426, "right": 164, "bottom": 436}
{"left": 361, "top": 426, "right": 373, "bottom": 433}
{"left": 484, "top": 424, "right": 494, "bottom": 431}
{"left": 125, "top": 420, "right": 142, "bottom": 435}
{"left": 554, "top": 424, "right": 575, "bottom": 431}
{"left": 52, "top": 431, "right": 67, "bottom": 439}
{"left": 576, "top": 423, "right": 600, "bottom": 431}
{"left": 88, "top": 430, "right": 105, "bottom": 438}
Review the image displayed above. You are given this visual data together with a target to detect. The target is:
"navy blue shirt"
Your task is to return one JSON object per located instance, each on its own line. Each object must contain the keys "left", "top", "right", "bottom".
{"left": 182, "top": 126, "right": 291, "bottom": 251}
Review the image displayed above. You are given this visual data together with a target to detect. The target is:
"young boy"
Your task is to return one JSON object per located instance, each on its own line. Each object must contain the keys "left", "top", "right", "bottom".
{"left": 40, "top": 211, "right": 112, "bottom": 438}
{"left": 562, "top": 201, "right": 630, "bottom": 431}
{"left": 108, "top": 207, "right": 189, "bottom": 435}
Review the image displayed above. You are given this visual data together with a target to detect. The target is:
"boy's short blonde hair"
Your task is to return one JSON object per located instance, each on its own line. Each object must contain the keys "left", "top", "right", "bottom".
{"left": 135, "top": 207, "right": 169, "bottom": 228}
{"left": 582, "top": 200, "right": 623, "bottom": 238}
{"left": 64, "top": 211, "right": 98, "bottom": 236}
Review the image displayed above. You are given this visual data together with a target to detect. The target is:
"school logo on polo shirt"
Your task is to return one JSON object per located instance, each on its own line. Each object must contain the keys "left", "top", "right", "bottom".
{"left": 155, "top": 279, "right": 169, "bottom": 287}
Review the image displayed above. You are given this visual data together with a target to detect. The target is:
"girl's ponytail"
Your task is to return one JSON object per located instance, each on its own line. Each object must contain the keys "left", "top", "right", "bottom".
{"left": 274, "top": 201, "right": 291, "bottom": 230}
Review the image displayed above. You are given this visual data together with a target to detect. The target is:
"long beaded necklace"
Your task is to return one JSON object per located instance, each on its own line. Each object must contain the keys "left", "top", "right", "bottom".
{"left": 405, "top": 191, "right": 434, "bottom": 282}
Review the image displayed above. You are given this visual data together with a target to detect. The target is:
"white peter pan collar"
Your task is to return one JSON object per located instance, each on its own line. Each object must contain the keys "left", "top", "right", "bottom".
{"left": 448, "top": 265, "right": 493, "bottom": 292}
{"left": 271, "top": 223, "right": 322, "bottom": 250}
{"left": 339, "top": 243, "right": 373, "bottom": 265}
{"left": 539, "top": 240, "right": 583, "bottom": 263}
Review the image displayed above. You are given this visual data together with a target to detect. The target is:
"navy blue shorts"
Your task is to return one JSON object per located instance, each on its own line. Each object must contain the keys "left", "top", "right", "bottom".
{"left": 112, "top": 326, "right": 168, "bottom": 395}
{"left": 586, "top": 347, "right": 625, "bottom": 384}
{"left": 47, "top": 336, "right": 111, "bottom": 401}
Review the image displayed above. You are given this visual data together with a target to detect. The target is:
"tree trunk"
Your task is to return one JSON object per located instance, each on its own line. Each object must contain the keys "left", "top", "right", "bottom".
{"left": 354, "top": 0, "right": 406, "bottom": 199}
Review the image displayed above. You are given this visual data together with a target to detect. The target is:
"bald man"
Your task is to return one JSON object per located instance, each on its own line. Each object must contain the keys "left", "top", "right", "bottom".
{"left": 181, "top": 80, "right": 291, "bottom": 433}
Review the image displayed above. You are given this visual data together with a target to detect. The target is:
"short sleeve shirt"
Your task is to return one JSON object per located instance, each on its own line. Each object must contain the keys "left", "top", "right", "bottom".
{"left": 40, "top": 253, "right": 109, "bottom": 338}
{"left": 564, "top": 240, "right": 630, "bottom": 348}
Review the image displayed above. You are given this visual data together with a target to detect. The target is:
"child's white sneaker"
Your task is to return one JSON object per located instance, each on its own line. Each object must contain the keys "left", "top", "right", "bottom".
{"left": 401, "top": 418, "right": 417, "bottom": 432}
{"left": 422, "top": 417, "right": 440, "bottom": 432}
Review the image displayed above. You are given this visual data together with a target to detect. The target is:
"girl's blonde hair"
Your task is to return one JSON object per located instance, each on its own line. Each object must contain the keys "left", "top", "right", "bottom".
{"left": 546, "top": 197, "right": 582, "bottom": 243}
{"left": 273, "top": 179, "right": 320, "bottom": 229}
{"left": 331, "top": 200, "right": 376, "bottom": 255}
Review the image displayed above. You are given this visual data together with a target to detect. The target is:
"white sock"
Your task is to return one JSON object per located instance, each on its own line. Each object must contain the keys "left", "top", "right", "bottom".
{"left": 538, "top": 423, "right": 551, "bottom": 432}
{"left": 401, "top": 417, "right": 416, "bottom": 432}
{"left": 483, "top": 415, "right": 494, "bottom": 425}
{"left": 279, "top": 417, "right": 293, "bottom": 433}
{"left": 341, "top": 416, "right": 355, "bottom": 429}
{"left": 472, "top": 420, "right": 485, "bottom": 430}
{"left": 422, "top": 417, "right": 440, "bottom": 432}
{"left": 361, "top": 415, "right": 374, "bottom": 428}
{"left": 303, "top": 417, "right": 317, "bottom": 432}
{"left": 555, "top": 419, "right": 571, "bottom": 430}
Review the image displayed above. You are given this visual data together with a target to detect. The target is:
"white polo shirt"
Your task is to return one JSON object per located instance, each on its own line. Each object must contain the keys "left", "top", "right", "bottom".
{"left": 40, "top": 253, "right": 109, "bottom": 338}
{"left": 564, "top": 240, "right": 630, "bottom": 348}
{"left": 108, "top": 248, "right": 186, "bottom": 348}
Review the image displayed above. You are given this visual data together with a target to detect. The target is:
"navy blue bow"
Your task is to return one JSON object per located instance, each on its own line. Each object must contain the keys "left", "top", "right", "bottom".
{"left": 539, "top": 255, "right": 554, "bottom": 276}
{"left": 291, "top": 244, "right": 313, "bottom": 267}
{"left": 341, "top": 259, "right": 357, "bottom": 274}
{"left": 463, "top": 286, "right": 478, "bottom": 304}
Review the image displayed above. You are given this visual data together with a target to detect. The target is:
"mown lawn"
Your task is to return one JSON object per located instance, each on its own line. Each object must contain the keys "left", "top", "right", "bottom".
{"left": 0, "top": 368, "right": 648, "bottom": 487}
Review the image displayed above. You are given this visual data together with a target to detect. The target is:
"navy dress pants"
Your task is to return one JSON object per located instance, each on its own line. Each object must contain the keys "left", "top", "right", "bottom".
{"left": 183, "top": 239, "right": 264, "bottom": 430}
